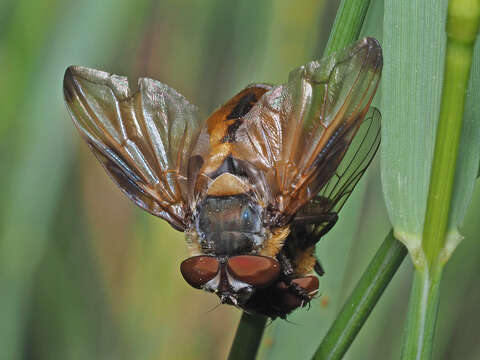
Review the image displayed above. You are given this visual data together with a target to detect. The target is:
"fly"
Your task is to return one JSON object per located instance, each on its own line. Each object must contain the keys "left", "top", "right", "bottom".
{"left": 63, "top": 37, "right": 382, "bottom": 319}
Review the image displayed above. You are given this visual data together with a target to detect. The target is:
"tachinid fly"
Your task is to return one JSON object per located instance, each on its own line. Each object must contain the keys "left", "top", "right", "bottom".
{"left": 63, "top": 37, "right": 382, "bottom": 319}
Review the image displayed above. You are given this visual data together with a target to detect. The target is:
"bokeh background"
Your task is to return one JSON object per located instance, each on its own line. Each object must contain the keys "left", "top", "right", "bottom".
{"left": 1, "top": 0, "right": 479, "bottom": 359}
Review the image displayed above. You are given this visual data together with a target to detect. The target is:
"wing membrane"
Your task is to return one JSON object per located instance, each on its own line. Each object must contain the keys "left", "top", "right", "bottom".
{"left": 64, "top": 66, "right": 203, "bottom": 230}
{"left": 234, "top": 37, "right": 382, "bottom": 223}
{"left": 313, "top": 107, "right": 381, "bottom": 214}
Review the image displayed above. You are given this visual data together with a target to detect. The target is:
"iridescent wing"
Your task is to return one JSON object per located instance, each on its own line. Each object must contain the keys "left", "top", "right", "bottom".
{"left": 294, "top": 107, "right": 380, "bottom": 227}
{"left": 234, "top": 37, "right": 382, "bottom": 225}
{"left": 315, "top": 107, "right": 380, "bottom": 214}
{"left": 63, "top": 66, "right": 203, "bottom": 231}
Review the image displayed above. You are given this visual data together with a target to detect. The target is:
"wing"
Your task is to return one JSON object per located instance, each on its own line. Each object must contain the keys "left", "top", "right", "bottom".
{"left": 234, "top": 37, "right": 382, "bottom": 224}
{"left": 315, "top": 107, "right": 380, "bottom": 213}
{"left": 294, "top": 108, "right": 380, "bottom": 225}
{"left": 63, "top": 66, "right": 203, "bottom": 231}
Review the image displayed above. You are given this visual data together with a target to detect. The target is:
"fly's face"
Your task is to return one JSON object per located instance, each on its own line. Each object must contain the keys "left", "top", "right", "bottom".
{"left": 64, "top": 38, "right": 383, "bottom": 319}
{"left": 180, "top": 254, "right": 280, "bottom": 307}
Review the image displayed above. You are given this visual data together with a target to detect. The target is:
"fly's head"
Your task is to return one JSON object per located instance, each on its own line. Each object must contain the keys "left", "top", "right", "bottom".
{"left": 180, "top": 254, "right": 280, "bottom": 308}
{"left": 180, "top": 189, "right": 280, "bottom": 308}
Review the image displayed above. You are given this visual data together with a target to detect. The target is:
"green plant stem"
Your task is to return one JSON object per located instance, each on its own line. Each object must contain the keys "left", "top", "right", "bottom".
{"left": 228, "top": 0, "right": 373, "bottom": 357}
{"left": 227, "top": 312, "right": 267, "bottom": 360}
{"left": 422, "top": 0, "right": 480, "bottom": 270}
{"left": 401, "top": 1, "right": 480, "bottom": 359}
{"left": 323, "top": 0, "right": 372, "bottom": 56}
{"left": 400, "top": 266, "right": 443, "bottom": 360}
{"left": 312, "top": 231, "right": 407, "bottom": 360}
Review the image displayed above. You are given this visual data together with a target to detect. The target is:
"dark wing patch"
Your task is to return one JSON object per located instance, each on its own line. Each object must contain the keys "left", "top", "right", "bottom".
{"left": 223, "top": 89, "right": 271, "bottom": 143}
{"left": 226, "top": 92, "right": 259, "bottom": 120}
{"left": 64, "top": 66, "right": 203, "bottom": 230}
{"left": 192, "top": 84, "right": 273, "bottom": 199}
{"left": 205, "top": 84, "right": 272, "bottom": 144}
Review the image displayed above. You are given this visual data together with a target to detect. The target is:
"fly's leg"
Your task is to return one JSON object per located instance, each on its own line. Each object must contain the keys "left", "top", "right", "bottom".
{"left": 280, "top": 212, "right": 338, "bottom": 282}
{"left": 262, "top": 213, "right": 338, "bottom": 317}
{"left": 311, "top": 212, "right": 338, "bottom": 240}
{"left": 277, "top": 251, "right": 294, "bottom": 277}
{"left": 314, "top": 258, "right": 325, "bottom": 276}
{"left": 272, "top": 275, "right": 320, "bottom": 315}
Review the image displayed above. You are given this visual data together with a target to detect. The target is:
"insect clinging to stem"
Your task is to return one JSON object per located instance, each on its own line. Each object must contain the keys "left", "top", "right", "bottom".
{"left": 63, "top": 37, "right": 382, "bottom": 319}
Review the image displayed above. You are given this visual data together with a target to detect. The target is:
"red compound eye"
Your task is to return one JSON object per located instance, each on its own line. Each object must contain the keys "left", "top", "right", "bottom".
{"left": 292, "top": 276, "right": 319, "bottom": 297}
{"left": 180, "top": 256, "right": 219, "bottom": 289}
{"left": 275, "top": 276, "right": 320, "bottom": 311}
{"left": 227, "top": 255, "right": 280, "bottom": 287}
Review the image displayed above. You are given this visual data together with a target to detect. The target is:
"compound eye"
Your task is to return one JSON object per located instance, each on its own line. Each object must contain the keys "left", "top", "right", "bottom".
{"left": 275, "top": 276, "right": 319, "bottom": 312}
{"left": 227, "top": 255, "right": 280, "bottom": 288}
{"left": 180, "top": 256, "right": 219, "bottom": 289}
{"left": 292, "top": 276, "right": 319, "bottom": 296}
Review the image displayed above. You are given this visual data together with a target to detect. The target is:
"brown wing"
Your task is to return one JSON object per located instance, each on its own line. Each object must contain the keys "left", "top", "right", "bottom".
{"left": 234, "top": 37, "right": 382, "bottom": 224}
{"left": 63, "top": 66, "right": 203, "bottom": 231}
{"left": 315, "top": 107, "right": 380, "bottom": 213}
{"left": 294, "top": 108, "right": 380, "bottom": 227}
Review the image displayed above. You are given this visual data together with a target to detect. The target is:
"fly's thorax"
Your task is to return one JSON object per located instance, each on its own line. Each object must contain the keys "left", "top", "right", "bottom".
{"left": 194, "top": 193, "right": 265, "bottom": 255}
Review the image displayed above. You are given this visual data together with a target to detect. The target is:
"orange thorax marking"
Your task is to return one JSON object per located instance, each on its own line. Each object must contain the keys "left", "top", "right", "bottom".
{"left": 203, "top": 85, "right": 271, "bottom": 175}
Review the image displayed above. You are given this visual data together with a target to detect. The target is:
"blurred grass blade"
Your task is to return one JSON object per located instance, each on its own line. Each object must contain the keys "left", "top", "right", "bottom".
{"left": 0, "top": 1, "right": 149, "bottom": 359}
{"left": 28, "top": 172, "right": 119, "bottom": 359}
{"left": 0, "top": 0, "right": 62, "bottom": 138}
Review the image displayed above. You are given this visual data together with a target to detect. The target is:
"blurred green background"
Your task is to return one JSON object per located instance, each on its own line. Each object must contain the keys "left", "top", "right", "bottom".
{"left": 1, "top": 0, "right": 479, "bottom": 359}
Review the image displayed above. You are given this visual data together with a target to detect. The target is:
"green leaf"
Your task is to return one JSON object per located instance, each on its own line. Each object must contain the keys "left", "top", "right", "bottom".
{"left": 397, "top": 0, "right": 480, "bottom": 358}
{"left": 381, "top": 0, "right": 448, "bottom": 267}
{"left": 382, "top": 0, "right": 480, "bottom": 268}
